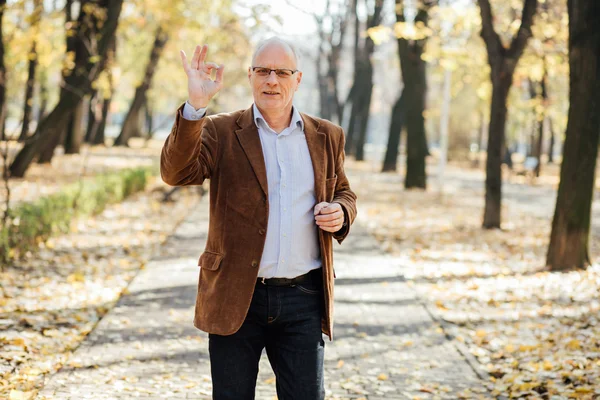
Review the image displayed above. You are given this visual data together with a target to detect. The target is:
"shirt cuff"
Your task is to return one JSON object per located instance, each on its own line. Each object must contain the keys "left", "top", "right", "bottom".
{"left": 182, "top": 101, "right": 207, "bottom": 120}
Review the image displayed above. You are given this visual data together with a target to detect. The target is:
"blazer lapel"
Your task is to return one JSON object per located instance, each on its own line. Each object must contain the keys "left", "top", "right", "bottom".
{"left": 302, "top": 113, "right": 326, "bottom": 202}
{"left": 235, "top": 107, "right": 269, "bottom": 197}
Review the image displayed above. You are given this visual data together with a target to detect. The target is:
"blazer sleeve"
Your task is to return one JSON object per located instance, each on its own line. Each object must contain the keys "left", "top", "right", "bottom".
{"left": 160, "top": 103, "right": 219, "bottom": 186}
{"left": 331, "top": 127, "right": 357, "bottom": 245}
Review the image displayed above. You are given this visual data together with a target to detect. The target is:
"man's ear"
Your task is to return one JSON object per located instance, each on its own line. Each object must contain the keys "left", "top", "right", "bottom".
{"left": 295, "top": 71, "right": 303, "bottom": 90}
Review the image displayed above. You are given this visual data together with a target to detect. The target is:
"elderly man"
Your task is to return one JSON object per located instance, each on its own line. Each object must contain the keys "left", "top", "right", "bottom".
{"left": 160, "top": 38, "right": 357, "bottom": 400}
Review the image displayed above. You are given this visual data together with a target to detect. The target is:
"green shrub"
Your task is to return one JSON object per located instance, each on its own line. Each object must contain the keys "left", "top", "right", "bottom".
{"left": 0, "top": 166, "right": 155, "bottom": 265}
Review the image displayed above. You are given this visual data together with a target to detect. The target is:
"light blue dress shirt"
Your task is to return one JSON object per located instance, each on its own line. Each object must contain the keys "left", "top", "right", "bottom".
{"left": 182, "top": 102, "right": 322, "bottom": 279}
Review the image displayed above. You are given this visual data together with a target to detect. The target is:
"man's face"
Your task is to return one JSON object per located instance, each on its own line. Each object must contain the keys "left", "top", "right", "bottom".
{"left": 248, "top": 43, "right": 302, "bottom": 113}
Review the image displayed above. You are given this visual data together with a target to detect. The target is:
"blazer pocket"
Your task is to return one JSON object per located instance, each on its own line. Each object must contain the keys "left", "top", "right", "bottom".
{"left": 325, "top": 175, "right": 338, "bottom": 201}
{"left": 198, "top": 250, "right": 224, "bottom": 271}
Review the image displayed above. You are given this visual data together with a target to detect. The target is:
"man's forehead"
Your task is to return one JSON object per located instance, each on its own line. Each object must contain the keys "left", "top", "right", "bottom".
{"left": 252, "top": 41, "right": 297, "bottom": 67}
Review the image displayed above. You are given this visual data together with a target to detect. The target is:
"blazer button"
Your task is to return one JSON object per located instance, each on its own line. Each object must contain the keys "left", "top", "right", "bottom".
{"left": 251, "top": 260, "right": 259, "bottom": 267}
{"left": 259, "top": 228, "right": 265, "bottom": 235}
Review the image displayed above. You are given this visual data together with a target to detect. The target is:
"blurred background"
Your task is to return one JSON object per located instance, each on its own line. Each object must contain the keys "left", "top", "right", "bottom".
{"left": 2, "top": 0, "right": 600, "bottom": 399}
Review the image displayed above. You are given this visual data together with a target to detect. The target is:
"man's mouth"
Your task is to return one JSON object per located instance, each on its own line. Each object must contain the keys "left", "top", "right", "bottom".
{"left": 263, "top": 91, "right": 279, "bottom": 96}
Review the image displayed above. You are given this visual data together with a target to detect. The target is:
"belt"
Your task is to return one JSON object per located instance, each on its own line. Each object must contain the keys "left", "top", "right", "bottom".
{"left": 257, "top": 268, "right": 322, "bottom": 287}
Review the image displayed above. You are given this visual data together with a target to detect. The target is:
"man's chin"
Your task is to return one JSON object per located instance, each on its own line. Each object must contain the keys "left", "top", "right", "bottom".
{"left": 255, "top": 100, "right": 283, "bottom": 110}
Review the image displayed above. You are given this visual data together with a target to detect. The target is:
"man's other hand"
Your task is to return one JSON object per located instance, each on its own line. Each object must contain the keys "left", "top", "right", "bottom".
{"left": 314, "top": 202, "right": 345, "bottom": 233}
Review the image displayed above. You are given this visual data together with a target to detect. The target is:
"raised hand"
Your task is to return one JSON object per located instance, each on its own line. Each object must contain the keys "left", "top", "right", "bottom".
{"left": 180, "top": 44, "right": 225, "bottom": 109}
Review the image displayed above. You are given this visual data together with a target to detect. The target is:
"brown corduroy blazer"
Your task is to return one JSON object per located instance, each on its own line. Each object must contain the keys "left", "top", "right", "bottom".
{"left": 160, "top": 103, "right": 357, "bottom": 340}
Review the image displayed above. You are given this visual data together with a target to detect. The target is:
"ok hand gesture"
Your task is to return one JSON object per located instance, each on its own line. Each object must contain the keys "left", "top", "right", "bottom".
{"left": 180, "top": 44, "right": 224, "bottom": 109}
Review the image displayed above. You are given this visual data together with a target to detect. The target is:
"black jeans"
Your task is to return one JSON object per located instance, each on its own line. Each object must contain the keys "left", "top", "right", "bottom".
{"left": 208, "top": 269, "right": 325, "bottom": 400}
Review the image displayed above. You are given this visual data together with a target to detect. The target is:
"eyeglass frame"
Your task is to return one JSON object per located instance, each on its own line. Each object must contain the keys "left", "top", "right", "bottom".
{"left": 250, "top": 66, "right": 300, "bottom": 78}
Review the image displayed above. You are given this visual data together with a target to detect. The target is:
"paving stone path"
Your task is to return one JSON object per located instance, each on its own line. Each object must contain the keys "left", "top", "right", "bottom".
{"left": 38, "top": 195, "right": 489, "bottom": 399}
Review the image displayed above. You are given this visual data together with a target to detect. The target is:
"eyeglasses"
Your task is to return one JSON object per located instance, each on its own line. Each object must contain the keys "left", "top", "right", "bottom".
{"left": 251, "top": 67, "right": 298, "bottom": 78}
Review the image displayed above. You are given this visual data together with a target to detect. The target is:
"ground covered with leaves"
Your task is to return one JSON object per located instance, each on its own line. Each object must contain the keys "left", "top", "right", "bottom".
{"left": 0, "top": 141, "right": 202, "bottom": 400}
{"left": 349, "top": 160, "right": 600, "bottom": 400}
{"left": 1, "top": 139, "right": 160, "bottom": 207}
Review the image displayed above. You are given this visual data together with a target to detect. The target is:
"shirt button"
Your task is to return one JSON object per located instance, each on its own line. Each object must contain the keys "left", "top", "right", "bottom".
{"left": 259, "top": 228, "right": 265, "bottom": 235}
{"left": 251, "top": 260, "right": 258, "bottom": 267}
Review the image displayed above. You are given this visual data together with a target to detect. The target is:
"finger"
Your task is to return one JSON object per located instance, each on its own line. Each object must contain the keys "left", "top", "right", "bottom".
{"left": 319, "top": 204, "right": 341, "bottom": 214}
{"left": 315, "top": 213, "right": 343, "bottom": 221}
{"left": 316, "top": 215, "right": 343, "bottom": 225}
{"left": 215, "top": 64, "right": 225, "bottom": 86}
{"left": 180, "top": 50, "right": 190, "bottom": 74}
{"left": 317, "top": 220, "right": 341, "bottom": 228}
{"left": 198, "top": 44, "right": 208, "bottom": 68}
{"left": 202, "top": 62, "right": 219, "bottom": 76}
{"left": 191, "top": 45, "right": 202, "bottom": 70}
{"left": 318, "top": 224, "right": 340, "bottom": 232}
{"left": 315, "top": 211, "right": 342, "bottom": 221}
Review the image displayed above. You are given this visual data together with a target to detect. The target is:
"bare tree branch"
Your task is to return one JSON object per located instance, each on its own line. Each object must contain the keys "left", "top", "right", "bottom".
{"left": 477, "top": 0, "right": 505, "bottom": 60}
{"left": 507, "top": 0, "right": 538, "bottom": 59}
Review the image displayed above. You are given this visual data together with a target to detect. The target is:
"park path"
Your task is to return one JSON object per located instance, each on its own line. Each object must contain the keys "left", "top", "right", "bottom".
{"left": 37, "top": 192, "right": 489, "bottom": 400}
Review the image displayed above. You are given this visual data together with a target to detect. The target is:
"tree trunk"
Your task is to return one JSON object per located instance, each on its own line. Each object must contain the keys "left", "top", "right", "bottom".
{"left": 397, "top": 0, "right": 431, "bottom": 189}
{"left": 534, "top": 61, "right": 548, "bottom": 176}
{"left": 93, "top": 94, "right": 111, "bottom": 145}
{"left": 547, "top": 117, "right": 555, "bottom": 163}
{"left": 382, "top": 92, "right": 405, "bottom": 172}
{"left": 483, "top": 78, "right": 511, "bottom": 228}
{"left": 0, "top": 0, "right": 7, "bottom": 141}
{"left": 85, "top": 91, "right": 99, "bottom": 143}
{"left": 63, "top": 99, "right": 85, "bottom": 154}
{"left": 478, "top": 0, "right": 538, "bottom": 228}
{"left": 145, "top": 101, "right": 153, "bottom": 140}
{"left": 316, "top": 17, "right": 331, "bottom": 121}
{"left": 354, "top": 68, "right": 373, "bottom": 161}
{"left": 547, "top": 0, "right": 600, "bottom": 271}
{"left": 114, "top": 27, "right": 168, "bottom": 146}
{"left": 9, "top": 0, "right": 124, "bottom": 177}
{"left": 344, "top": 0, "right": 382, "bottom": 158}
{"left": 527, "top": 78, "right": 537, "bottom": 158}
{"left": 11, "top": 93, "right": 78, "bottom": 173}
{"left": 37, "top": 71, "right": 48, "bottom": 122}
{"left": 19, "top": 41, "right": 38, "bottom": 142}
{"left": 403, "top": 42, "right": 428, "bottom": 189}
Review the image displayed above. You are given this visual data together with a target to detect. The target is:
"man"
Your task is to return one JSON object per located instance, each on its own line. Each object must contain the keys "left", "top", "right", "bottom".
{"left": 160, "top": 38, "right": 357, "bottom": 400}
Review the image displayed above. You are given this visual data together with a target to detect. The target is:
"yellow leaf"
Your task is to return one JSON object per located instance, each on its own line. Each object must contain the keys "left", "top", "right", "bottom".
{"left": 67, "top": 272, "right": 85, "bottom": 283}
{"left": 11, "top": 338, "right": 26, "bottom": 346}
{"left": 337, "top": 360, "right": 345, "bottom": 368}
{"left": 377, "top": 373, "right": 388, "bottom": 381}
{"left": 566, "top": 339, "right": 581, "bottom": 350}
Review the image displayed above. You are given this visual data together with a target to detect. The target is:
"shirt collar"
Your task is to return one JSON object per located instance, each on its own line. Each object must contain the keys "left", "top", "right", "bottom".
{"left": 253, "top": 103, "right": 304, "bottom": 132}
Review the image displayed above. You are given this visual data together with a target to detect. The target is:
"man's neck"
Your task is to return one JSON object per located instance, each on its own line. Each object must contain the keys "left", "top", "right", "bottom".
{"left": 257, "top": 105, "right": 293, "bottom": 134}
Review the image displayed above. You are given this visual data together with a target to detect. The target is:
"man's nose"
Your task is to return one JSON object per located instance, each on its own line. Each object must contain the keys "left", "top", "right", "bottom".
{"left": 265, "top": 71, "right": 278, "bottom": 84}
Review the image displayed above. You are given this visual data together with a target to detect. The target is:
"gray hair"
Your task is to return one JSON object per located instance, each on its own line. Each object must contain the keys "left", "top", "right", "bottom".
{"left": 251, "top": 37, "right": 300, "bottom": 69}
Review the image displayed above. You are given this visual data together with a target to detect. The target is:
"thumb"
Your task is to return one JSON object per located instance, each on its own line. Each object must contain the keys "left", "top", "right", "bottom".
{"left": 314, "top": 202, "right": 329, "bottom": 215}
